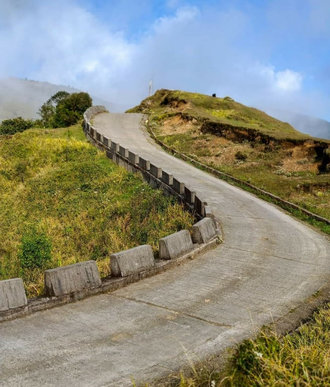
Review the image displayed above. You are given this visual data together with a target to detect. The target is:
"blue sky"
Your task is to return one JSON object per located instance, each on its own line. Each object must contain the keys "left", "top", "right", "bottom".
{"left": 0, "top": 0, "right": 329, "bottom": 120}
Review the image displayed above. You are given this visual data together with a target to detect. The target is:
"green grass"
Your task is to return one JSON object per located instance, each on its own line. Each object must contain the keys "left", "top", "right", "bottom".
{"left": 0, "top": 124, "right": 193, "bottom": 296}
{"left": 159, "top": 304, "right": 330, "bottom": 386}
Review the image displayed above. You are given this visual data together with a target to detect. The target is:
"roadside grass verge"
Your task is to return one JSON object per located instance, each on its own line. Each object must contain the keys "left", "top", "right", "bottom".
{"left": 0, "top": 124, "right": 193, "bottom": 297}
{"left": 160, "top": 304, "right": 330, "bottom": 386}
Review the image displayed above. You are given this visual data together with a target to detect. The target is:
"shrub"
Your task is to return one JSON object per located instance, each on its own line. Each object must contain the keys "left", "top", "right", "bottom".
{"left": 0, "top": 117, "right": 34, "bottom": 135}
{"left": 18, "top": 228, "right": 52, "bottom": 269}
{"left": 235, "top": 151, "right": 247, "bottom": 161}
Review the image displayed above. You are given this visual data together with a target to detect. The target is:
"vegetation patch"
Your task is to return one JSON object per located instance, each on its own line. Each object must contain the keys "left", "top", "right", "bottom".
{"left": 157, "top": 304, "right": 330, "bottom": 386}
{"left": 0, "top": 117, "right": 35, "bottom": 135}
{"left": 0, "top": 124, "right": 193, "bottom": 297}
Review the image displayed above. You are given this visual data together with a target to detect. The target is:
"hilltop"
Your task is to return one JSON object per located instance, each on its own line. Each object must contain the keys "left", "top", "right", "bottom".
{"left": 129, "top": 89, "right": 329, "bottom": 143}
{"left": 129, "top": 89, "right": 329, "bottom": 222}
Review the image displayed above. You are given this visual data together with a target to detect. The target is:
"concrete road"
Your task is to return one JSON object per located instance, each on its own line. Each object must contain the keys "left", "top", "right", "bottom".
{"left": 0, "top": 113, "right": 329, "bottom": 386}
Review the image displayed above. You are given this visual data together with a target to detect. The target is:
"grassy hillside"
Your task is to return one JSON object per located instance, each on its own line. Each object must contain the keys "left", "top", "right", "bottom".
{"left": 129, "top": 89, "right": 310, "bottom": 141}
{"left": 0, "top": 124, "right": 193, "bottom": 296}
{"left": 129, "top": 89, "right": 330, "bottom": 225}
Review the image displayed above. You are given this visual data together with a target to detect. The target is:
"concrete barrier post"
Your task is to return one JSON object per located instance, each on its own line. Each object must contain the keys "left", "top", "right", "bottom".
{"left": 128, "top": 151, "right": 139, "bottom": 165}
{"left": 159, "top": 230, "right": 193, "bottom": 260}
{"left": 102, "top": 136, "right": 110, "bottom": 148}
{"left": 192, "top": 218, "right": 217, "bottom": 244}
{"left": 150, "top": 164, "right": 162, "bottom": 179}
{"left": 44, "top": 261, "right": 101, "bottom": 297}
{"left": 139, "top": 157, "right": 151, "bottom": 171}
{"left": 119, "top": 146, "right": 129, "bottom": 159}
{"left": 173, "top": 178, "right": 185, "bottom": 195}
{"left": 111, "top": 142, "right": 120, "bottom": 153}
{"left": 162, "top": 171, "right": 173, "bottom": 186}
{"left": 194, "top": 197, "right": 205, "bottom": 217}
{"left": 184, "top": 187, "right": 196, "bottom": 204}
{"left": 0, "top": 278, "right": 27, "bottom": 312}
{"left": 110, "top": 245, "right": 155, "bottom": 277}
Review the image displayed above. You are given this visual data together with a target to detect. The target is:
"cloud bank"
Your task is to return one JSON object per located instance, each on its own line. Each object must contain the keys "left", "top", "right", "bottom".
{"left": 0, "top": 0, "right": 329, "bottom": 124}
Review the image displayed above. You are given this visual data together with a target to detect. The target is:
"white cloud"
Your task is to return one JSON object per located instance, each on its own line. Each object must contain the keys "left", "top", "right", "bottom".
{"left": 0, "top": 0, "right": 329, "bottom": 123}
{"left": 275, "top": 69, "right": 303, "bottom": 91}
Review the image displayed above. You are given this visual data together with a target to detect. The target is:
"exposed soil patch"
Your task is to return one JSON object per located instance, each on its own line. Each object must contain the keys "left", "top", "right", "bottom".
{"left": 161, "top": 115, "right": 198, "bottom": 135}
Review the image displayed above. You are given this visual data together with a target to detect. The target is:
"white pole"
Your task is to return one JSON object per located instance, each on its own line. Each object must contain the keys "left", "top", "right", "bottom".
{"left": 148, "top": 80, "right": 153, "bottom": 96}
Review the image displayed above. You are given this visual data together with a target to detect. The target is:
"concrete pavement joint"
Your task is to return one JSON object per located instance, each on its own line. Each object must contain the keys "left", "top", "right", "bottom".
{"left": 111, "top": 294, "right": 233, "bottom": 328}
{"left": 222, "top": 245, "right": 328, "bottom": 267}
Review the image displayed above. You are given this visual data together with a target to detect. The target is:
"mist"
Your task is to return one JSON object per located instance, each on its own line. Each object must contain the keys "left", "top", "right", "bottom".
{"left": 0, "top": 0, "right": 329, "bottom": 137}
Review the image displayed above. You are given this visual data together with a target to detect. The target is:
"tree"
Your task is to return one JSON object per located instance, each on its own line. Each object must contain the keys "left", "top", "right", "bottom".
{"left": 38, "top": 91, "right": 92, "bottom": 128}
{"left": 52, "top": 92, "right": 92, "bottom": 127}
{"left": 38, "top": 90, "right": 70, "bottom": 127}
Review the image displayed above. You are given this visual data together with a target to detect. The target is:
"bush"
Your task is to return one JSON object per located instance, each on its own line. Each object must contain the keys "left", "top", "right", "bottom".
{"left": 18, "top": 228, "right": 52, "bottom": 269}
{"left": 235, "top": 151, "right": 247, "bottom": 161}
{"left": 0, "top": 117, "right": 34, "bottom": 135}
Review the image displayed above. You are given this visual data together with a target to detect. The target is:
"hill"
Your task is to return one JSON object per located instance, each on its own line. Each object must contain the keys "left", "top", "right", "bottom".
{"left": 129, "top": 89, "right": 314, "bottom": 141}
{"left": 0, "top": 77, "right": 111, "bottom": 122}
{"left": 129, "top": 89, "right": 330, "bottom": 222}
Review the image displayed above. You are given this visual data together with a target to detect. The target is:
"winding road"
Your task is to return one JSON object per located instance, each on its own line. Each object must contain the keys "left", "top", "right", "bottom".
{"left": 0, "top": 113, "right": 329, "bottom": 386}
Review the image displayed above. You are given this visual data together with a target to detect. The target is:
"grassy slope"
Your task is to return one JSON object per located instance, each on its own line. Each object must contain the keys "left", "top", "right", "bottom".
{"left": 165, "top": 304, "right": 329, "bottom": 386}
{"left": 0, "top": 124, "right": 193, "bottom": 296}
{"left": 128, "top": 89, "right": 330, "bottom": 224}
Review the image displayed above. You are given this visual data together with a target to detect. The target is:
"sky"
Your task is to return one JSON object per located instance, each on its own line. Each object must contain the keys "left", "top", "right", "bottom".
{"left": 0, "top": 0, "right": 329, "bottom": 120}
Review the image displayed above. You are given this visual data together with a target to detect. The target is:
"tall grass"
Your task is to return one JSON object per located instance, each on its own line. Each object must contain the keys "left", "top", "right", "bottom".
{"left": 0, "top": 125, "right": 193, "bottom": 296}
{"left": 162, "top": 304, "right": 329, "bottom": 386}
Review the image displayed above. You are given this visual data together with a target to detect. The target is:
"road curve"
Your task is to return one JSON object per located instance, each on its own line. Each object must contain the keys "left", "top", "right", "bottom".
{"left": 0, "top": 113, "right": 329, "bottom": 386}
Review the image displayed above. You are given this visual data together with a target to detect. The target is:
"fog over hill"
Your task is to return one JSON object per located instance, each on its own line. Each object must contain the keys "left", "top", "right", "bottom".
{"left": 0, "top": 78, "right": 112, "bottom": 121}
{"left": 267, "top": 108, "right": 330, "bottom": 140}
{"left": 0, "top": 78, "right": 329, "bottom": 140}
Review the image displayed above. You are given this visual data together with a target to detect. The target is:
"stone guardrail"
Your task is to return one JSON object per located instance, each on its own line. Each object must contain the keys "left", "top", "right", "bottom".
{"left": 146, "top": 123, "right": 330, "bottom": 226}
{"left": 0, "top": 106, "right": 221, "bottom": 323}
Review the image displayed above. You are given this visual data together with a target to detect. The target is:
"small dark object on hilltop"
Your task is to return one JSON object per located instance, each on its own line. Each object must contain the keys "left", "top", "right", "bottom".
{"left": 212, "top": 93, "right": 216, "bottom": 98}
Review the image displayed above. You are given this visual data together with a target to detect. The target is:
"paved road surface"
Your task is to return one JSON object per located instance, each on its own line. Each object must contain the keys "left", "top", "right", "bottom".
{"left": 0, "top": 113, "right": 329, "bottom": 386}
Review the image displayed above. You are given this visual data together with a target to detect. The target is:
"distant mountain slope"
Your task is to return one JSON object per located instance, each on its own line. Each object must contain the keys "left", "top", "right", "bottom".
{"left": 266, "top": 109, "right": 330, "bottom": 140}
{"left": 0, "top": 78, "right": 111, "bottom": 122}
